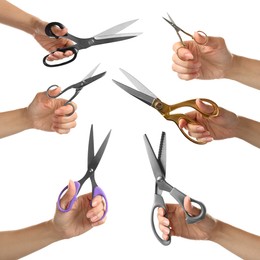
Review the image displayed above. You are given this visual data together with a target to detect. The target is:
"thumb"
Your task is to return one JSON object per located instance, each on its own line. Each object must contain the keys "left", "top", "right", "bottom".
{"left": 184, "top": 196, "right": 201, "bottom": 216}
{"left": 193, "top": 31, "right": 208, "bottom": 45}
{"left": 196, "top": 98, "right": 215, "bottom": 115}
{"left": 59, "top": 180, "right": 77, "bottom": 210}
{"left": 47, "top": 86, "right": 61, "bottom": 97}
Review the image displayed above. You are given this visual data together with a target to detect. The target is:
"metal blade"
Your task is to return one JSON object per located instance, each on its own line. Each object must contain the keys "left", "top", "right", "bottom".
{"left": 95, "top": 19, "right": 139, "bottom": 37}
{"left": 158, "top": 132, "right": 166, "bottom": 177}
{"left": 88, "top": 124, "right": 95, "bottom": 168}
{"left": 80, "top": 129, "right": 112, "bottom": 183}
{"left": 143, "top": 134, "right": 165, "bottom": 180}
{"left": 112, "top": 79, "right": 154, "bottom": 106}
{"left": 82, "top": 71, "right": 106, "bottom": 86}
{"left": 119, "top": 68, "right": 157, "bottom": 98}
{"left": 82, "top": 64, "right": 101, "bottom": 81}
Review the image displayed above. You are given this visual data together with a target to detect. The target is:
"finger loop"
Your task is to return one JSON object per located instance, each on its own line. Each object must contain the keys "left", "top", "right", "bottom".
{"left": 176, "top": 46, "right": 187, "bottom": 60}
{"left": 64, "top": 102, "right": 75, "bottom": 116}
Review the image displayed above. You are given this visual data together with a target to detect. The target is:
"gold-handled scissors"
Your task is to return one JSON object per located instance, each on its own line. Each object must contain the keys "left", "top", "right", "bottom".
{"left": 112, "top": 69, "right": 219, "bottom": 145}
{"left": 163, "top": 13, "right": 208, "bottom": 58}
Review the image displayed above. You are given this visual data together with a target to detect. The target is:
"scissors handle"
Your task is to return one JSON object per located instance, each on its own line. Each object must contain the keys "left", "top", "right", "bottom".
{"left": 57, "top": 182, "right": 108, "bottom": 220}
{"left": 43, "top": 22, "right": 78, "bottom": 67}
{"left": 57, "top": 181, "right": 81, "bottom": 213}
{"left": 46, "top": 85, "right": 76, "bottom": 116}
{"left": 170, "top": 187, "right": 206, "bottom": 224}
{"left": 170, "top": 98, "right": 219, "bottom": 117}
{"left": 92, "top": 186, "right": 108, "bottom": 220}
{"left": 151, "top": 194, "right": 171, "bottom": 246}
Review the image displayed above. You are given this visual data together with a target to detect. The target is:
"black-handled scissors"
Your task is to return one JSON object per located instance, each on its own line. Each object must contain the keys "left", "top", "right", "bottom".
{"left": 143, "top": 131, "right": 206, "bottom": 246}
{"left": 46, "top": 64, "right": 106, "bottom": 116}
{"left": 112, "top": 69, "right": 219, "bottom": 145}
{"left": 43, "top": 19, "right": 141, "bottom": 67}
{"left": 58, "top": 124, "right": 111, "bottom": 219}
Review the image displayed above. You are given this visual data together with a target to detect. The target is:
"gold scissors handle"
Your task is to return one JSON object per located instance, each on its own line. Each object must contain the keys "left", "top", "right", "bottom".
{"left": 152, "top": 98, "right": 219, "bottom": 145}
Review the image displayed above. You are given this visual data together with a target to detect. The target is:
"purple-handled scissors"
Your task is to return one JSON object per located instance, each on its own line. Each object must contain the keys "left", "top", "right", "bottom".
{"left": 57, "top": 124, "right": 111, "bottom": 220}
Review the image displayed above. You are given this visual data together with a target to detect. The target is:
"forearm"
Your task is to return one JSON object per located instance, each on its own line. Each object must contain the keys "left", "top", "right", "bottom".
{"left": 234, "top": 116, "right": 260, "bottom": 148}
{"left": 210, "top": 220, "right": 260, "bottom": 260}
{"left": 0, "top": 108, "right": 33, "bottom": 138}
{"left": 0, "top": 221, "right": 60, "bottom": 260}
{"left": 0, "top": 0, "right": 42, "bottom": 35}
{"left": 225, "top": 54, "right": 260, "bottom": 90}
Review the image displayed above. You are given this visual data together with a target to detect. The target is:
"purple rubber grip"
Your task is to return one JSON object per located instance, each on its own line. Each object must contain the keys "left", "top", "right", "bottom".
{"left": 57, "top": 181, "right": 80, "bottom": 212}
{"left": 93, "top": 186, "right": 108, "bottom": 220}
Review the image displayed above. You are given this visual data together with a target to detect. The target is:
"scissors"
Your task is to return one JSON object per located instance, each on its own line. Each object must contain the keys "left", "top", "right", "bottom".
{"left": 112, "top": 68, "right": 219, "bottom": 145}
{"left": 143, "top": 131, "right": 206, "bottom": 245}
{"left": 57, "top": 124, "right": 111, "bottom": 219}
{"left": 163, "top": 13, "right": 208, "bottom": 58}
{"left": 43, "top": 19, "right": 141, "bottom": 67}
{"left": 46, "top": 64, "right": 106, "bottom": 116}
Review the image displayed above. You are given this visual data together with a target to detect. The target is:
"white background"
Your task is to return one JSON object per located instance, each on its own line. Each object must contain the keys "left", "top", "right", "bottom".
{"left": 0, "top": 0, "right": 260, "bottom": 259}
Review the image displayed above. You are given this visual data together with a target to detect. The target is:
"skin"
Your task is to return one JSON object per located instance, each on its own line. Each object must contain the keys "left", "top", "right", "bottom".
{"left": 158, "top": 197, "right": 260, "bottom": 260}
{"left": 0, "top": 0, "right": 74, "bottom": 61}
{"left": 0, "top": 87, "right": 77, "bottom": 138}
{"left": 172, "top": 32, "right": 260, "bottom": 147}
{"left": 0, "top": 181, "right": 106, "bottom": 260}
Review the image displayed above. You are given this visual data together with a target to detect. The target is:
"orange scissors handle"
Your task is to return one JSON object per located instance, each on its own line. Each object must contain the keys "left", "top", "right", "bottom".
{"left": 152, "top": 98, "right": 219, "bottom": 145}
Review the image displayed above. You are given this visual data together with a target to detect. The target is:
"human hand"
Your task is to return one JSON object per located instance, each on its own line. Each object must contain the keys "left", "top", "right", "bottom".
{"left": 172, "top": 33, "right": 233, "bottom": 80}
{"left": 158, "top": 196, "right": 216, "bottom": 241}
{"left": 178, "top": 99, "right": 238, "bottom": 143}
{"left": 52, "top": 180, "right": 106, "bottom": 239}
{"left": 33, "top": 20, "right": 74, "bottom": 62}
{"left": 27, "top": 87, "right": 77, "bottom": 134}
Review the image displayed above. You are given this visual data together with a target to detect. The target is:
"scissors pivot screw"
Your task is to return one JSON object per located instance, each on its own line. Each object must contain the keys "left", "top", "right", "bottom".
{"left": 153, "top": 100, "right": 163, "bottom": 110}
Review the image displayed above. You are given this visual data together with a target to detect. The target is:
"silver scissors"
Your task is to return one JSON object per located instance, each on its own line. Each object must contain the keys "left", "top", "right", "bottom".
{"left": 144, "top": 131, "right": 206, "bottom": 245}
{"left": 163, "top": 13, "right": 208, "bottom": 46}
{"left": 43, "top": 19, "right": 141, "bottom": 67}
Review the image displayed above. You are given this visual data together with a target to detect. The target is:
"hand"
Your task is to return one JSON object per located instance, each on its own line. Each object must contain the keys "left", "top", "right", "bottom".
{"left": 33, "top": 20, "right": 74, "bottom": 62}
{"left": 172, "top": 32, "right": 233, "bottom": 80}
{"left": 158, "top": 196, "right": 217, "bottom": 241}
{"left": 27, "top": 87, "right": 77, "bottom": 134}
{"left": 52, "top": 180, "right": 106, "bottom": 239}
{"left": 178, "top": 99, "right": 238, "bottom": 143}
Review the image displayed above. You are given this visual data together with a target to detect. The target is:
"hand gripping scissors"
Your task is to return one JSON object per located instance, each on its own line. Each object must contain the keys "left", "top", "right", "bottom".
{"left": 46, "top": 64, "right": 106, "bottom": 116}
{"left": 57, "top": 124, "right": 111, "bottom": 219}
{"left": 43, "top": 19, "right": 141, "bottom": 67}
{"left": 143, "top": 131, "right": 206, "bottom": 245}
{"left": 163, "top": 13, "right": 208, "bottom": 58}
{"left": 112, "top": 69, "right": 219, "bottom": 145}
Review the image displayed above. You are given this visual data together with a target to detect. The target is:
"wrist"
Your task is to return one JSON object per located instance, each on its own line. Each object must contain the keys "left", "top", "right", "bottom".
{"left": 224, "top": 54, "right": 241, "bottom": 80}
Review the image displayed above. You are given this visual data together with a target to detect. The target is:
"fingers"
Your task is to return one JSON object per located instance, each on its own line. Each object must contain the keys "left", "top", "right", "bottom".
{"left": 86, "top": 195, "right": 107, "bottom": 226}
{"left": 53, "top": 103, "right": 78, "bottom": 134}
{"left": 172, "top": 42, "right": 201, "bottom": 80}
{"left": 47, "top": 50, "right": 74, "bottom": 61}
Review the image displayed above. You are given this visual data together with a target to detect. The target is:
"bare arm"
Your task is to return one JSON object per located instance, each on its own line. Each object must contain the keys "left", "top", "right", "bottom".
{"left": 0, "top": 0, "right": 43, "bottom": 35}
{"left": 211, "top": 220, "right": 260, "bottom": 260}
{"left": 0, "top": 221, "right": 59, "bottom": 260}
{"left": 225, "top": 55, "right": 260, "bottom": 90}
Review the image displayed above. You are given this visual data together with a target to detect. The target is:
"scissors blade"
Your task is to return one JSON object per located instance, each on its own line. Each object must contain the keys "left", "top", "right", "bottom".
{"left": 158, "top": 132, "right": 166, "bottom": 177}
{"left": 95, "top": 19, "right": 139, "bottom": 37}
{"left": 119, "top": 68, "right": 157, "bottom": 98}
{"left": 94, "top": 33, "right": 141, "bottom": 43}
{"left": 82, "top": 71, "right": 106, "bottom": 86}
{"left": 112, "top": 79, "right": 155, "bottom": 106}
{"left": 88, "top": 129, "right": 112, "bottom": 172}
{"left": 82, "top": 64, "right": 101, "bottom": 81}
{"left": 88, "top": 125, "right": 95, "bottom": 168}
{"left": 143, "top": 134, "right": 165, "bottom": 180}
